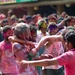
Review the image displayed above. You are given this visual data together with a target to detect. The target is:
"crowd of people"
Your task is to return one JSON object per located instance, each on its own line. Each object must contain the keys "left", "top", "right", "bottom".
{"left": 0, "top": 10, "right": 75, "bottom": 75}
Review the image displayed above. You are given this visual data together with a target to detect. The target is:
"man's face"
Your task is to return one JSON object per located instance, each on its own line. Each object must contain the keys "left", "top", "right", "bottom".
{"left": 4, "top": 29, "right": 13, "bottom": 40}
{"left": 31, "top": 31, "right": 37, "bottom": 42}
{"left": 48, "top": 27, "right": 58, "bottom": 35}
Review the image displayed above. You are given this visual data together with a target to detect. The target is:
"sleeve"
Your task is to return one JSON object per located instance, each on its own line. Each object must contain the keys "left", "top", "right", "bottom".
{"left": 14, "top": 43, "right": 21, "bottom": 50}
{"left": 56, "top": 52, "right": 71, "bottom": 66}
{"left": 13, "top": 43, "right": 22, "bottom": 53}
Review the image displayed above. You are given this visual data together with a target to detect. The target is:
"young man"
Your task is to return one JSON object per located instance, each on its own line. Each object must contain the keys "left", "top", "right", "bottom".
{"left": 0, "top": 25, "right": 19, "bottom": 75}
{"left": 20, "top": 30, "right": 75, "bottom": 75}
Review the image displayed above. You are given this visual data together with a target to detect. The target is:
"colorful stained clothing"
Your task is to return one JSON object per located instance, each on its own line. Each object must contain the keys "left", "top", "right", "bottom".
{"left": 0, "top": 41, "right": 19, "bottom": 75}
{"left": 57, "top": 49, "right": 75, "bottom": 75}
{"left": 13, "top": 42, "right": 38, "bottom": 75}
{"left": 43, "top": 42, "right": 64, "bottom": 69}
{"left": 36, "top": 30, "right": 49, "bottom": 43}
{"left": 36, "top": 30, "right": 49, "bottom": 75}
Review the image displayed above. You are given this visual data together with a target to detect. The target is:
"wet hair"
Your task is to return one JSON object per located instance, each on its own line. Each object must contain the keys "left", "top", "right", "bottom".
{"left": 2, "top": 25, "right": 12, "bottom": 34}
{"left": 14, "top": 23, "right": 29, "bottom": 39}
{"left": 64, "top": 30, "right": 75, "bottom": 48}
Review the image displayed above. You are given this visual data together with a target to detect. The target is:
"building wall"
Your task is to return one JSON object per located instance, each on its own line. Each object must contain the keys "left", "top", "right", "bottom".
{"left": 0, "top": 0, "right": 75, "bottom": 16}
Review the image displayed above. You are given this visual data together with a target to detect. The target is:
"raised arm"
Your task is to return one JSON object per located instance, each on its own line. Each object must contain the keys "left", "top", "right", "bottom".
{"left": 8, "top": 36, "right": 25, "bottom": 43}
{"left": 8, "top": 36, "right": 35, "bottom": 48}
{"left": 31, "top": 35, "right": 63, "bottom": 55}
{"left": 36, "top": 35, "right": 63, "bottom": 51}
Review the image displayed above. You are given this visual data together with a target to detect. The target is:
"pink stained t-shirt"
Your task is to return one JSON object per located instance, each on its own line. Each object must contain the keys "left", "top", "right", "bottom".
{"left": 13, "top": 42, "right": 38, "bottom": 75}
{"left": 43, "top": 42, "right": 64, "bottom": 69}
{"left": 0, "top": 41, "right": 19, "bottom": 74}
{"left": 57, "top": 49, "right": 75, "bottom": 75}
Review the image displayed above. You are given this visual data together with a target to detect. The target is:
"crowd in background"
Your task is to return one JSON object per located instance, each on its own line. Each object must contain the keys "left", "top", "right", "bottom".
{"left": 0, "top": 9, "right": 75, "bottom": 75}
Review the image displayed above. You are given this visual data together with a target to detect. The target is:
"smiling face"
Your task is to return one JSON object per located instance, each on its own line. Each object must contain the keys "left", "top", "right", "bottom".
{"left": 4, "top": 30, "right": 13, "bottom": 38}
{"left": 48, "top": 27, "right": 58, "bottom": 35}
{"left": 3, "top": 26, "right": 13, "bottom": 41}
{"left": 48, "top": 22, "right": 59, "bottom": 35}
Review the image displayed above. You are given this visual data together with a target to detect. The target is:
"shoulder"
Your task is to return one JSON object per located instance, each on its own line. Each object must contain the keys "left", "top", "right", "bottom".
{"left": 12, "top": 42, "right": 22, "bottom": 50}
{"left": 45, "top": 35, "right": 62, "bottom": 42}
{"left": 66, "top": 50, "right": 75, "bottom": 58}
{"left": 57, "top": 50, "right": 75, "bottom": 64}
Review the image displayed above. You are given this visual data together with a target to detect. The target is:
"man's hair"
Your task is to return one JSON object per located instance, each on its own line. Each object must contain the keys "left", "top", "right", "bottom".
{"left": 30, "top": 25, "right": 37, "bottom": 32}
{"left": 2, "top": 25, "right": 12, "bottom": 33}
{"left": 14, "top": 23, "right": 29, "bottom": 39}
{"left": 64, "top": 30, "right": 75, "bottom": 48}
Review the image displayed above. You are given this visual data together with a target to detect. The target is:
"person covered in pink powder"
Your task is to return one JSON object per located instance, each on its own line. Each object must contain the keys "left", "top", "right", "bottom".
{"left": 12, "top": 23, "right": 38, "bottom": 75}
{"left": 20, "top": 30, "right": 75, "bottom": 75}
{"left": 0, "top": 25, "right": 19, "bottom": 75}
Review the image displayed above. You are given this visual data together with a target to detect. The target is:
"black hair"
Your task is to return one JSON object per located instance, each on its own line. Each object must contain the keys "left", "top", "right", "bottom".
{"left": 64, "top": 16, "right": 74, "bottom": 26}
{"left": 2, "top": 25, "right": 12, "bottom": 33}
{"left": 30, "top": 25, "right": 37, "bottom": 32}
{"left": 64, "top": 30, "right": 75, "bottom": 48}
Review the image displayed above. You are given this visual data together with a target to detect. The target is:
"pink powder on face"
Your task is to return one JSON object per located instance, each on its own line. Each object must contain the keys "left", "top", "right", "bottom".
{"left": 3, "top": 33, "right": 6, "bottom": 38}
